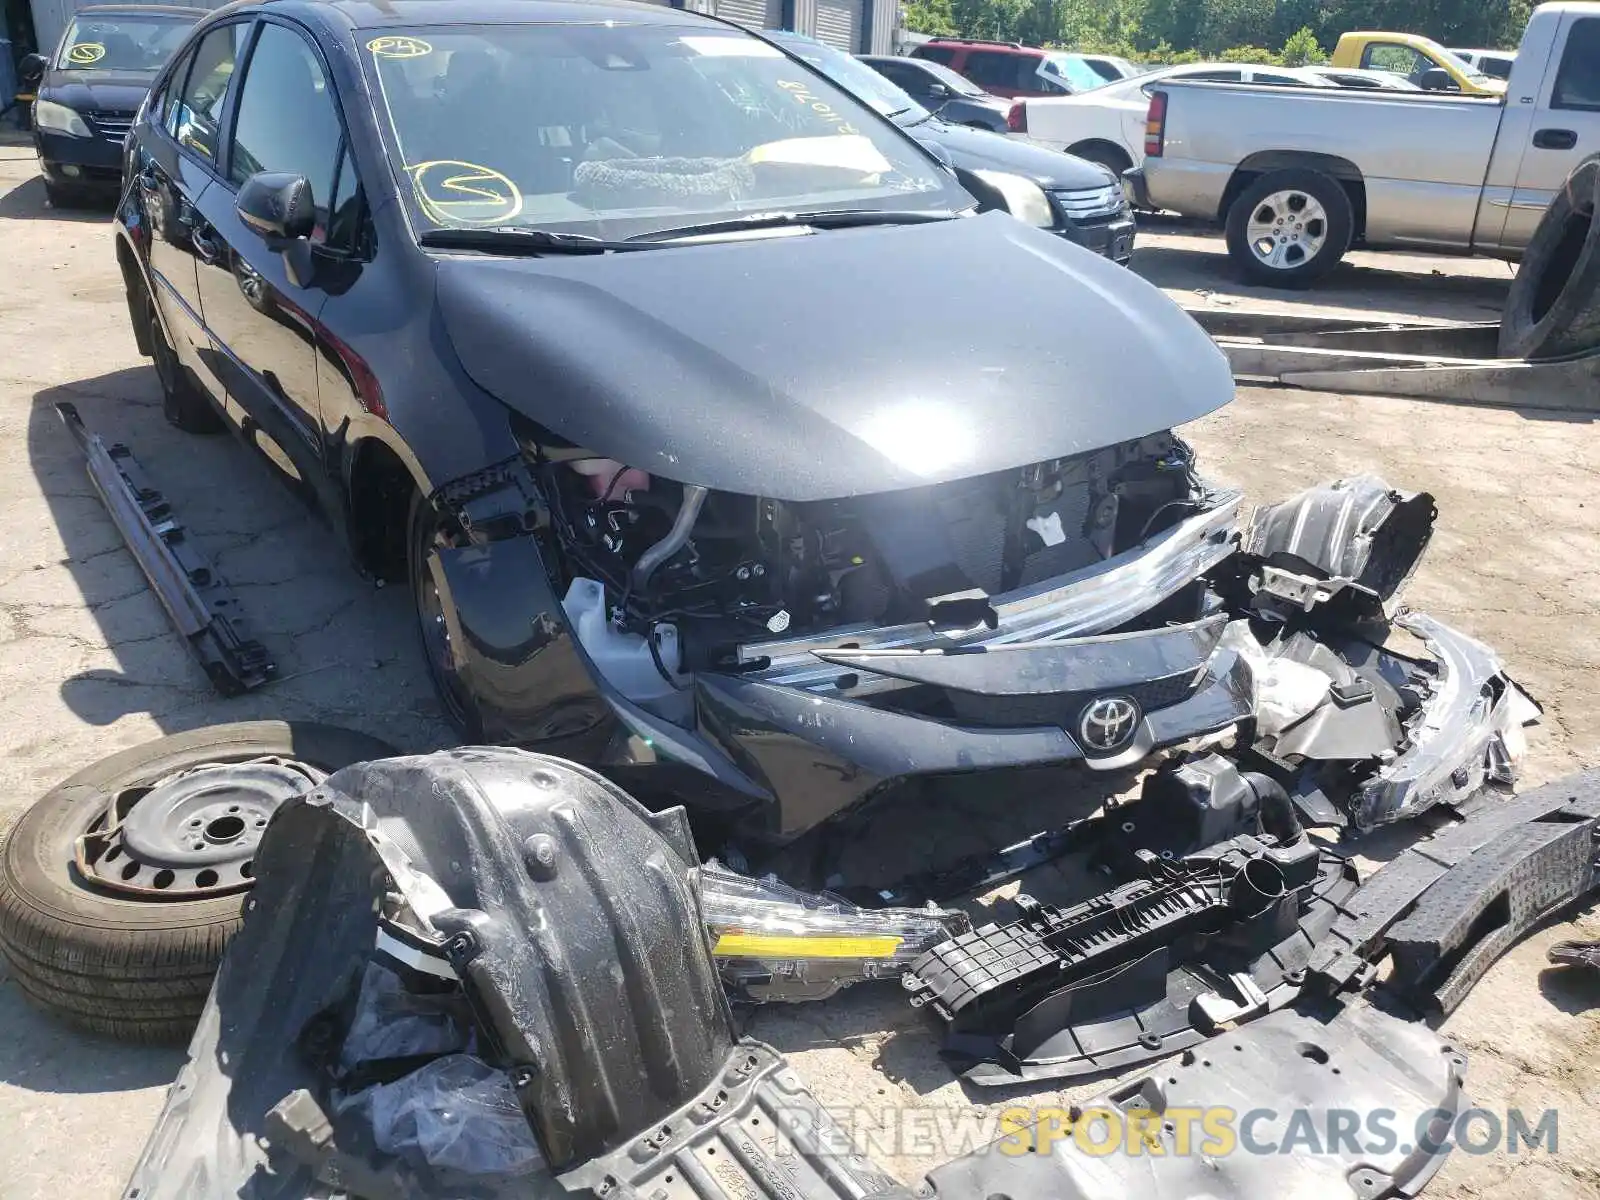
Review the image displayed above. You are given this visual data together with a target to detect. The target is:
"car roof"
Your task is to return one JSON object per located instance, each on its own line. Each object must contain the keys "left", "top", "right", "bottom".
{"left": 222, "top": 0, "right": 735, "bottom": 32}
{"left": 74, "top": 3, "right": 209, "bottom": 13}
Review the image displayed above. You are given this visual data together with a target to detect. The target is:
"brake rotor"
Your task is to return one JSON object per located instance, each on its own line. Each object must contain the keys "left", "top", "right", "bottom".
{"left": 75, "top": 757, "right": 326, "bottom": 898}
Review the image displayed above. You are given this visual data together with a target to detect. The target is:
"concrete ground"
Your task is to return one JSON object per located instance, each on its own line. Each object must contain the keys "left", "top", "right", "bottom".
{"left": 0, "top": 133, "right": 1597, "bottom": 1199}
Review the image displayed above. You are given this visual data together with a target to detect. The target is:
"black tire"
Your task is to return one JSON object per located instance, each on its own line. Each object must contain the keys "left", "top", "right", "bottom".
{"left": 0, "top": 721, "right": 397, "bottom": 1043}
{"left": 409, "top": 493, "right": 485, "bottom": 740}
{"left": 1498, "top": 155, "right": 1600, "bottom": 360}
{"left": 1068, "top": 142, "right": 1132, "bottom": 177}
{"left": 43, "top": 179, "right": 81, "bottom": 209}
{"left": 143, "top": 284, "right": 224, "bottom": 434}
{"left": 1225, "top": 169, "right": 1354, "bottom": 288}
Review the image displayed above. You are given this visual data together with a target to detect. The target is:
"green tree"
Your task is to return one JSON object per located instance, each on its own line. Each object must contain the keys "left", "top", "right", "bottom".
{"left": 1197, "top": 0, "right": 1275, "bottom": 56}
{"left": 1280, "top": 25, "right": 1326, "bottom": 65}
{"left": 904, "top": 0, "right": 958, "bottom": 36}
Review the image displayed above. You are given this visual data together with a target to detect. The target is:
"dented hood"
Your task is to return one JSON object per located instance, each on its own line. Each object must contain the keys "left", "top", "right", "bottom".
{"left": 435, "top": 211, "right": 1232, "bottom": 501}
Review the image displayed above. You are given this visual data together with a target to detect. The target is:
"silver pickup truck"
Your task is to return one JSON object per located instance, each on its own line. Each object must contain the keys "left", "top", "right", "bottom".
{"left": 1133, "top": 1, "right": 1600, "bottom": 284}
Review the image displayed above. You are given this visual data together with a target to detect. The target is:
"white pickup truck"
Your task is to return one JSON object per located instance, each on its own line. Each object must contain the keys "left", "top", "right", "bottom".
{"left": 1132, "top": 1, "right": 1600, "bottom": 285}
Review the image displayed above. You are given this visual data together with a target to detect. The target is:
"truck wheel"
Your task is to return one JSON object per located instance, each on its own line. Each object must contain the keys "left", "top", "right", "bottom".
{"left": 1226, "top": 170, "right": 1353, "bottom": 288}
{"left": 0, "top": 722, "right": 397, "bottom": 1043}
{"left": 1498, "top": 155, "right": 1600, "bottom": 360}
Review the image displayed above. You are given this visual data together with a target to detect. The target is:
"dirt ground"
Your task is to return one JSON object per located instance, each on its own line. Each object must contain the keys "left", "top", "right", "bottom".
{"left": 1, "top": 133, "right": 1598, "bottom": 1199}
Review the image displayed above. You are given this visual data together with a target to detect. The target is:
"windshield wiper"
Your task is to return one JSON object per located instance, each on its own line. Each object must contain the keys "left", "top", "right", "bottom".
{"left": 418, "top": 227, "right": 654, "bottom": 255}
{"left": 629, "top": 208, "right": 961, "bottom": 242}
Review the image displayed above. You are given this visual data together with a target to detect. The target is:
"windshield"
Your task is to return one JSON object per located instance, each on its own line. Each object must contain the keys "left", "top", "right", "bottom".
{"left": 1418, "top": 37, "right": 1494, "bottom": 83}
{"left": 913, "top": 58, "right": 988, "bottom": 97}
{"left": 56, "top": 14, "right": 192, "bottom": 72}
{"left": 364, "top": 24, "right": 966, "bottom": 239}
{"left": 1037, "top": 53, "right": 1106, "bottom": 92}
{"left": 766, "top": 32, "right": 930, "bottom": 122}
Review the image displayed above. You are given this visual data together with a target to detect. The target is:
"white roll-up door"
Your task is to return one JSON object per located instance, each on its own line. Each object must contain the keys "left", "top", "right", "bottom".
{"left": 813, "top": 0, "right": 859, "bottom": 51}
{"left": 714, "top": 0, "right": 783, "bottom": 31}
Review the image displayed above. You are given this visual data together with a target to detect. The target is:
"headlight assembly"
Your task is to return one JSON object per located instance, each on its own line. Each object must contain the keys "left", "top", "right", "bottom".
{"left": 970, "top": 168, "right": 1057, "bottom": 229}
{"left": 34, "top": 99, "right": 92, "bottom": 137}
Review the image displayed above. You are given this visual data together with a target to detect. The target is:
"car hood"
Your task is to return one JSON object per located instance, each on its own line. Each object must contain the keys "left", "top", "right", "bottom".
{"left": 914, "top": 120, "right": 1114, "bottom": 189}
{"left": 435, "top": 211, "right": 1232, "bottom": 501}
{"left": 40, "top": 70, "right": 154, "bottom": 112}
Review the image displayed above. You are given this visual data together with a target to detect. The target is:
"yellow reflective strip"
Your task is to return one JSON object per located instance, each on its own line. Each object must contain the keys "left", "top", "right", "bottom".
{"left": 712, "top": 933, "right": 903, "bottom": 959}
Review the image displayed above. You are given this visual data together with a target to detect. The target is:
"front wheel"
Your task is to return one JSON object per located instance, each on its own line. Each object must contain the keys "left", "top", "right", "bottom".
{"left": 143, "top": 285, "right": 224, "bottom": 432}
{"left": 408, "top": 493, "right": 484, "bottom": 740}
{"left": 1225, "top": 169, "right": 1353, "bottom": 288}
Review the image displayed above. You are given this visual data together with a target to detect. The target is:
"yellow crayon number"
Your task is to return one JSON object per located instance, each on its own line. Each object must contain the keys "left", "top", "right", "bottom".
{"left": 410, "top": 160, "right": 523, "bottom": 226}
{"left": 367, "top": 35, "right": 433, "bottom": 59}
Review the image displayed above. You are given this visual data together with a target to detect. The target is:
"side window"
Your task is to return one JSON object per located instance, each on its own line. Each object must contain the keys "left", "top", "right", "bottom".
{"left": 962, "top": 51, "right": 1015, "bottom": 90}
{"left": 1363, "top": 43, "right": 1427, "bottom": 76}
{"left": 1182, "top": 70, "right": 1240, "bottom": 83}
{"left": 228, "top": 23, "right": 343, "bottom": 236}
{"left": 877, "top": 61, "right": 920, "bottom": 91}
{"left": 1553, "top": 19, "right": 1600, "bottom": 111}
{"left": 1255, "top": 72, "right": 1300, "bottom": 86}
{"left": 325, "top": 144, "right": 365, "bottom": 252}
{"left": 916, "top": 45, "right": 957, "bottom": 66}
{"left": 171, "top": 23, "right": 246, "bottom": 161}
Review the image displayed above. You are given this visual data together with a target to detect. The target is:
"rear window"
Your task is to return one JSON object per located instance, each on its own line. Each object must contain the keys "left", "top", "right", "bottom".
{"left": 1553, "top": 19, "right": 1600, "bottom": 111}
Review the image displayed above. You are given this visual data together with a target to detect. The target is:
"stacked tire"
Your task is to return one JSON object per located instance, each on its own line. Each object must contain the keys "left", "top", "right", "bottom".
{"left": 0, "top": 722, "right": 395, "bottom": 1043}
{"left": 1499, "top": 154, "right": 1600, "bottom": 361}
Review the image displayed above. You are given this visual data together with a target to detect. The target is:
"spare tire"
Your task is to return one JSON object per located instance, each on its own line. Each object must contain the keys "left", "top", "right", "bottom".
{"left": 0, "top": 722, "right": 398, "bottom": 1043}
{"left": 1499, "top": 155, "right": 1600, "bottom": 360}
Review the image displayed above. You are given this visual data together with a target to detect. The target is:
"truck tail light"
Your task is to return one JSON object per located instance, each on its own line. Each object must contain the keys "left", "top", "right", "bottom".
{"left": 1006, "top": 102, "right": 1027, "bottom": 133}
{"left": 1144, "top": 90, "right": 1167, "bottom": 158}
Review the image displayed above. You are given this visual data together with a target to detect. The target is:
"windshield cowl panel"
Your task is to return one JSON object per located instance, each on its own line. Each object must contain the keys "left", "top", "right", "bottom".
{"left": 361, "top": 23, "right": 968, "bottom": 242}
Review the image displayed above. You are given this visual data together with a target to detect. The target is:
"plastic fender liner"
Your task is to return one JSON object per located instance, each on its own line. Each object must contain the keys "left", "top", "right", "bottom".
{"left": 1308, "top": 768, "right": 1600, "bottom": 996}
{"left": 124, "top": 749, "right": 738, "bottom": 1199}
{"left": 923, "top": 1001, "right": 1468, "bottom": 1200}
{"left": 1243, "top": 475, "right": 1436, "bottom": 621}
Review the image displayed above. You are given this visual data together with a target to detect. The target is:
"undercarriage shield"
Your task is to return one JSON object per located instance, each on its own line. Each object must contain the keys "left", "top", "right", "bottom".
{"left": 923, "top": 1001, "right": 1467, "bottom": 1200}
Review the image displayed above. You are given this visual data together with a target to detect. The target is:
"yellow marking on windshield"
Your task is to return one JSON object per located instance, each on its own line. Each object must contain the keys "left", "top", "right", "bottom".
{"left": 410, "top": 160, "right": 522, "bottom": 226}
{"left": 368, "top": 35, "right": 433, "bottom": 59}
{"left": 68, "top": 42, "right": 106, "bottom": 64}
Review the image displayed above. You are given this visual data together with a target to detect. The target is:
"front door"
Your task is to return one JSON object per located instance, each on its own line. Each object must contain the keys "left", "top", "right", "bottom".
{"left": 1490, "top": 14, "right": 1600, "bottom": 252}
{"left": 191, "top": 18, "right": 346, "bottom": 503}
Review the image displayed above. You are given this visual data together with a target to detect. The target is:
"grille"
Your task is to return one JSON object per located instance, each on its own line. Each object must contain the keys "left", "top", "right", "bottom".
{"left": 88, "top": 110, "right": 135, "bottom": 141}
{"left": 1053, "top": 184, "right": 1125, "bottom": 224}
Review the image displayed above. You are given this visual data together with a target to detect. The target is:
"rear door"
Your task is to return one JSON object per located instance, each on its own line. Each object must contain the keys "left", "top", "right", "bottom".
{"left": 1497, "top": 14, "right": 1600, "bottom": 250}
{"left": 190, "top": 17, "right": 345, "bottom": 501}
{"left": 132, "top": 21, "right": 249, "bottom": 408}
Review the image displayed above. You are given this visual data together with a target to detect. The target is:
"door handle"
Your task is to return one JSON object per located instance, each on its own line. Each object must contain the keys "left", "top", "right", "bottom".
{"left": 1533, "top": 128, "right": 1578, "bottom": 150}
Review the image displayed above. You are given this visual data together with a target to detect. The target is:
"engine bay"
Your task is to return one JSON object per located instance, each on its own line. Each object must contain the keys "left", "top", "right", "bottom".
{"left": 539, "top": 432, "right": 1207, "bottom": 675}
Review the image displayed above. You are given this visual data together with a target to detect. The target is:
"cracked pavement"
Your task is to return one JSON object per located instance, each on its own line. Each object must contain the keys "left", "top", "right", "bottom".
{"left": 1, "top": 135, "right": 1598, "bottom": 1199}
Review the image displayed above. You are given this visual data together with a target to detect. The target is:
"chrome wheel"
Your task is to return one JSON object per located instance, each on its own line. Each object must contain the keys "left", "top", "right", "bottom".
{"left": 1245, "top": 189, "right": 1329, "bottom": 272}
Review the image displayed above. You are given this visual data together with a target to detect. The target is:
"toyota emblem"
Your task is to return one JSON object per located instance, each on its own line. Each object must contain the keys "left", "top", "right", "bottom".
{"left": 1078, "top": 695, "right": 1140, "bottom": 753}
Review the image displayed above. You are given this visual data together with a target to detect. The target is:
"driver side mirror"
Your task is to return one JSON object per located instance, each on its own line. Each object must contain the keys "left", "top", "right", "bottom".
{"left": 1417, "top": 67, "right": 1457, "bottom": 91}
{"left": 236, "top": 172, "right": 315, "bottom": 241}
{"left": 925, "top": 81, "right": 950, "bottom": 100}
{"left": 19, "top": 52, "right": 47, "bottom": 86}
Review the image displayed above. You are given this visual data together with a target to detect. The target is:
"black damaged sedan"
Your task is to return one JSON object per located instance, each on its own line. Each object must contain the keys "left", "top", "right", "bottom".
{"left": 116, "top": 0, "right": 1244, "bottom": 845}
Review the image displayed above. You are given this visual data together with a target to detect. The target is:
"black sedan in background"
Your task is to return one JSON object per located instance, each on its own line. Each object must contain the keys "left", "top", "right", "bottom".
{"left": 23, "top": 4, "right": 203, "bottom": 205}
{"left": 769, "top": 32, "right": 1135, "bottom": 263}
{"left": 857, "top": 54, "right": 1015, "bottom": 131}
{"left": 115, "top": 0, "right": 1227, "bottom": 842}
